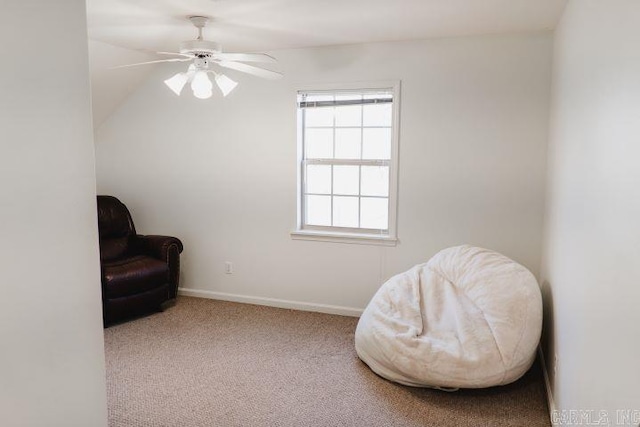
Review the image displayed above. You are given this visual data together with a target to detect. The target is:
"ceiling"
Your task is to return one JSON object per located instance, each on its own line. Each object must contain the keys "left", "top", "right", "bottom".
{"left": 86, "top": 0, "right": 567, "bottom": 127}
{"left": 87, "top": 0, "right": 567, "bottom": 53}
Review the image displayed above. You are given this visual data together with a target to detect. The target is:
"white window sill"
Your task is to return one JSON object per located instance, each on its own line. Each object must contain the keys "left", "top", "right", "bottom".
{"left": 290, "top": 230, "right": 398, "bottom": 246}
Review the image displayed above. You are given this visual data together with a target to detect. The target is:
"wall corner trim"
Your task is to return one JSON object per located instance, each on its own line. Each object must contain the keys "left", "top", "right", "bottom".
{"left": 538, "top": 345, "right": 558, "bottom": 426}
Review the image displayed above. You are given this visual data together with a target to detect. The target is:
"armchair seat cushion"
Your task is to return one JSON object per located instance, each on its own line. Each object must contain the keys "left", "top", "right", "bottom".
{"left": 103, "top": 255, "right": 169, "bottom": 299}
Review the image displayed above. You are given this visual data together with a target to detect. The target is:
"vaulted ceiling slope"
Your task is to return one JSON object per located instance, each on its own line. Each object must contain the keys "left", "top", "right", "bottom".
{"left": 86, "top": 0, "right": 567, "bottom": 127}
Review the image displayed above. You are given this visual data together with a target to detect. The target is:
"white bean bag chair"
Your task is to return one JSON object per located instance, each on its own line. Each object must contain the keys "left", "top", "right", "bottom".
{"left": 355, "top": 245, "right": 542, "bottom": 389}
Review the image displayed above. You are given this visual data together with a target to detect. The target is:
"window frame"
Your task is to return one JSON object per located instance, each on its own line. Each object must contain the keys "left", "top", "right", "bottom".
{"left": 291, "top": 81, "right": 400, "bottom": 246}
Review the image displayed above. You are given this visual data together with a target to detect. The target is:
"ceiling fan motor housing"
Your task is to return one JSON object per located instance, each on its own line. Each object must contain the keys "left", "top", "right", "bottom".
{"left": 180, "top": 39, "right": 221, "bottom": 56}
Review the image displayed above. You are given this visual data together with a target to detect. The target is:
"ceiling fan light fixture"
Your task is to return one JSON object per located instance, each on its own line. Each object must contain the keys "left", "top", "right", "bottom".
{"left": 214, "top": 74, "right": 238, "bottom": 97}
{"left": 164, "top": 72, "right": 189, "bottom": 95}
{"left": 191, "top": 70, "right": 213, "bottom": 90}
{"left": 191, "top": 70, "right": 214, "bottom": 99}
{"left": 193, "top": 88, "right": 213, "bottom": 99}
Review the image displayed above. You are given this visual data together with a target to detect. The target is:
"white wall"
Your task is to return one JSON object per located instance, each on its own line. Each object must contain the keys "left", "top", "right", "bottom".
{"left": 89, "top": 40, "right": 158, "bottom": 128}
{"left": 541, "top": 0, "right": 640, "bottom": 423}
{"left": 0, "top": 2, "right": 108, "bottom": 426}
{"left": 95, "top": 33, "right": 552, "bottom": 313}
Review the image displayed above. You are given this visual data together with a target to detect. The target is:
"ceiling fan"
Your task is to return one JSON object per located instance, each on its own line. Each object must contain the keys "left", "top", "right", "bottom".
{"left": 116, "top": 16, "right": 283, "bottom": 99}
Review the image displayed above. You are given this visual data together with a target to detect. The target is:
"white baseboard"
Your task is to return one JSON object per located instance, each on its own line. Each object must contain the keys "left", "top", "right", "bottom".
{"left": 178, "top": 287, "right": 363, "bottom": 317}
{"left": 538, "top": 345, "right": 558, "bottom": 426}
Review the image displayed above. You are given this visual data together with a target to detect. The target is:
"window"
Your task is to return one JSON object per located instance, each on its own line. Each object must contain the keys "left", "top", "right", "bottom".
{"left": 292, "top": 83, "right": 399, "bottom": 245}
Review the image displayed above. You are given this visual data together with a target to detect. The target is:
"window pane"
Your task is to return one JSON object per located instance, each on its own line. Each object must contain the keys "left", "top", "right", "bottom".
{"left": 333, "top": 196, "right": 359, "bottom": 228}
{"left": 299, "top": 90, "right": 396, "bottom": 236}
{"left": 334, "top": 128, "right": 361, "bottom": 159}
{"left": 306, "top": 195, "right": 331, "bottom": 226}
{"left": 334, "top": 105, "right": 361, "bottom": 127}
{"left": 333, "top": 165, "right": 359, "bottom": 195}
{"left": 361, "top": 166, "right": 389, "bottom": 197}
{"left": 362, "top": 128, "right": 391, "bottom": 160}
{"left": 360, "top": 197, "right": 388, "bottom": 229}
{"left": 305, "top": 164, "right": 331, "bottom": 194}
{"left": 305, "top": 129, "right": 333, "bottom": 159}
{"left": 363, "top": 103, "right": 392, "bottom": 127}
{"left": 305, "top": 107, "right": 334, "bottom": 127}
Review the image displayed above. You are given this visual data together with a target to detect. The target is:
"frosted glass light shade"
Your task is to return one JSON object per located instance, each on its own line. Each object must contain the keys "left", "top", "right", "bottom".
{"left": 215, "top": 74, "right": 238, "bottom": 97}
{"left": 164, "top": 72, "right": 189, "bottom": 96}
{"left": 191, "top": 71, "right": 213, "bottom": 99}
{"left": 193, "top": 88, "right": 213, "bottom": 99}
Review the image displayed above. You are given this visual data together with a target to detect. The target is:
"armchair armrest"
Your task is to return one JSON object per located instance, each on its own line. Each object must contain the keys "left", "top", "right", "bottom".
{"left": 132, "top": 235, "right": 183, "bottom": 299}
{"left": 133, "top": 235, "right": 183, "bottom": 260}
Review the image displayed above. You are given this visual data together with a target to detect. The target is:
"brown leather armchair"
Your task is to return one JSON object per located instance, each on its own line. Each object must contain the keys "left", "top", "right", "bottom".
{"left": 97, "top": 195, "right": 183, "bottom": 325}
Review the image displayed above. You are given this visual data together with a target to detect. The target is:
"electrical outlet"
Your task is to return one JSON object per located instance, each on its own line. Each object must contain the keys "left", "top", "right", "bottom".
{"left": 224, "top": 261, "right": 233, "bottom": 274}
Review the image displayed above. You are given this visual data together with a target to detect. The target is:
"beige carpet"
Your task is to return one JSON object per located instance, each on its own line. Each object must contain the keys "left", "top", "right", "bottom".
{"left": 105, "top": 296, "right": 551, "bottom": 427}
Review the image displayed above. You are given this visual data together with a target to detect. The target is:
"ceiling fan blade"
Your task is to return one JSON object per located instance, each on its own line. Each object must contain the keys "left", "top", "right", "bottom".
{"left": 112, "top": 58, "right": 191, "bottom": 69}
{"left": 212, "top": 53, "right": 276, "bottom": 63}
{"left": 217, "top": 61, "right": 283, "bottom": 80}
{"left": 156, "top": 51, "right": 194, "bottom": 58}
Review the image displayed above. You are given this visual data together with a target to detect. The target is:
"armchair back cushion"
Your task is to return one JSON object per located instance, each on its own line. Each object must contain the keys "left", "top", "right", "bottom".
{"left": 97, "top": 196, "right": 136, "bottom": 262}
